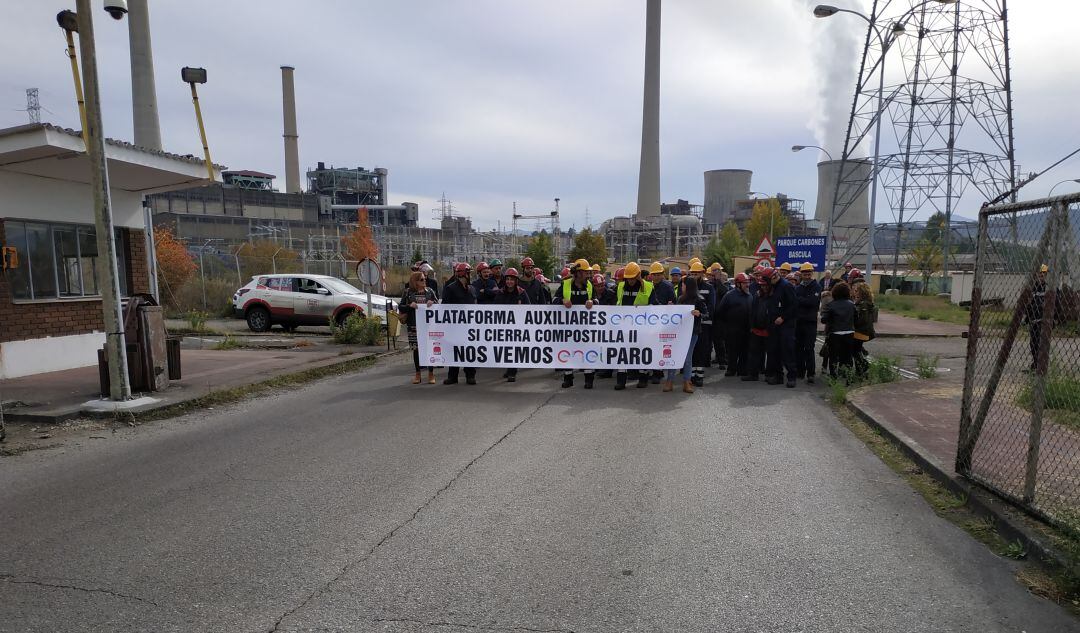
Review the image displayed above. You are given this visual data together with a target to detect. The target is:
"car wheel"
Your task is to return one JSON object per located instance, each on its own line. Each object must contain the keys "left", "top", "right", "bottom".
{"left": 335, "top": 309, "right": 361, "bottom": 327}
{"left": 246, "top": 306, "right": 271, "bottom": 332}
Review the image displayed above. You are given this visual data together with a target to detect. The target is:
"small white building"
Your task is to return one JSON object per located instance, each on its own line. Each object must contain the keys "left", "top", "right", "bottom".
{"left": 0, "top": 123, "right": 218, "bottom": 379}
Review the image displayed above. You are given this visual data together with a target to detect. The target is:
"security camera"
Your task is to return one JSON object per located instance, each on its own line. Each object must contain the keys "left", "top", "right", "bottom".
{"left": 103, "top": 0, "right": 128, "bottom": 20}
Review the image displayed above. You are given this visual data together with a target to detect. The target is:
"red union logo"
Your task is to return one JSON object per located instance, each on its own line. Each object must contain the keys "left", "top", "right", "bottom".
{"left": 429, "top": 331, "right": 444, "bottom": 338}
{"left": 659, "top": 333, "right": 677, "bottom": 340}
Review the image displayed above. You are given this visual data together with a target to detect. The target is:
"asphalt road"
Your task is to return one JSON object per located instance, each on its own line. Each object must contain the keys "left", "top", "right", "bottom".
{"left": 0, "top": 357, "right": 1074, "bottom": 632}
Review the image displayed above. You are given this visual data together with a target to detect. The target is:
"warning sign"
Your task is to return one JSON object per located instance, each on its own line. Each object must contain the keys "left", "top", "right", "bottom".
{"left": 755, "top": 235, "right": 775, "bottom": 257}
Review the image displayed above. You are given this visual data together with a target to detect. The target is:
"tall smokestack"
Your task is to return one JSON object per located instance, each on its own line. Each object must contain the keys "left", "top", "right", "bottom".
{"left": 635, "top": 0, "right": 661, "bottom": 218}
{"left": 281, "top": 66, "right": 301, "bottom": 194}
{"left": 127, "top": 0, "right": 161, "bottom": 150}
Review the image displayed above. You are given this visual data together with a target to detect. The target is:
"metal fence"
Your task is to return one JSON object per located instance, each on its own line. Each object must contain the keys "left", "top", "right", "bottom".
{"left": 958, "top": 193, "right": 1080, "bottom": 536}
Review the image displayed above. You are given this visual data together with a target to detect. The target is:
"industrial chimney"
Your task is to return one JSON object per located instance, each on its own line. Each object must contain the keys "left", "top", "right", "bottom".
{"left": 635, "top": 0, "right": 661, "bottom": 219}
{"left": 127, "top": 0, "right": 161, "bottom": 150}
{"left": 281, "top": 66, "right": 301, "bottom": 194}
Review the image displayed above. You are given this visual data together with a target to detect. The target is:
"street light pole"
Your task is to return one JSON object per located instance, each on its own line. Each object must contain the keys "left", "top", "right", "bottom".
{"left": 75, "top": 0, "right": 131, "bottom": 402}
{"left": 1048, "top": 179, "right": 1080, "bottom": 197}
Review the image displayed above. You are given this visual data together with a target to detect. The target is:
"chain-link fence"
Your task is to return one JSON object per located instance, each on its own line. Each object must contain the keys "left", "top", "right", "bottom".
{"left": 958, "top": 193, "right": 1080, "bottom": 536}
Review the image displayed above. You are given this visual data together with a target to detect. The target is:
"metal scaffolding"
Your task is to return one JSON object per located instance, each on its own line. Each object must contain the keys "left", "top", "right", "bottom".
{"left": 829, "top": 0, "right": 1016, "bottom": 283}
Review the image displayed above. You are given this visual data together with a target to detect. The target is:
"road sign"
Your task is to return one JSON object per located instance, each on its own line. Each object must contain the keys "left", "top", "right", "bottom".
{"left": 775, "top": 235, "right": 827, "bottom": 271}
{"left": 755, "top": 235, "right": 775, "bottom": 257}
{"left": 356, "top": 258, "right": 381, "bottom": 286}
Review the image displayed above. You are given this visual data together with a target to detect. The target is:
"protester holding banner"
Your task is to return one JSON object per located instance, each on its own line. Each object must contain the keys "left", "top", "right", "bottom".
{"left": 794, "top": 263, "right": 822, "bottom": 384}
{"left": 664, "top": 276, "right": 707, "bottom": 393}
{"left": 593, "top": 274, "right": 616, "bottom": 306}
{"left": 614, "top": 262, "right": 656, "bottom": 390}
{"left": 400, "top": 271, "right": 439, "bottom": 385}
{"left": 520, "top": 258, "right": 551, "bottom": 306}
{"left": 493, "top": 268, "right": 531, "bottom": 382}
{"left": 442, "top": 262, "right": 479, "bottom": 385}
{"left": 472, "top": 262, "right": 499, "bottom": 304}
{"left": 718, "top": 272, "right": 752, "bottom": 376}
{"left": 687, "top": 262, "right": 715, "bottom": 387}
{"left": 555, "top": 259, "right": 596, "bottom": 389}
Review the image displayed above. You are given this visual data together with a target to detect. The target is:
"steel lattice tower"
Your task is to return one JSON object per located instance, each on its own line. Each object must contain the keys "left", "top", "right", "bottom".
{"left": 25, "top": 88, "right": 41, "bottom": 124}
{"left": 828, "top": 0, "right": 1016, "bottom": 278}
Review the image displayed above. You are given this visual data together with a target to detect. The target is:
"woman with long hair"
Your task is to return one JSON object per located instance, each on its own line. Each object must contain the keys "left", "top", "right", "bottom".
{"left": 820, "top": 281, "right": 856, "bottom": 378}
{"left": 664, "top": 276, "right": 707, "bottom": 394}
{"left": 852, "top": 281, "right": 876, "bottom": 376}
{"left": 399, "top": 271, "right": 439, "bottom": 384}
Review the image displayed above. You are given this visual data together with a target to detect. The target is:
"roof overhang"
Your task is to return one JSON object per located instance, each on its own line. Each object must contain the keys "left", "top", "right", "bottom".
{"left": 0, "top": 125, "right": 221, "bottom": 194}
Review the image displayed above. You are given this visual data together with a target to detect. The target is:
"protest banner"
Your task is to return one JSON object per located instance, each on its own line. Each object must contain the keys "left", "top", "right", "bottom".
{"left": 417, "top": 304, "right": 694, "bottom": 369}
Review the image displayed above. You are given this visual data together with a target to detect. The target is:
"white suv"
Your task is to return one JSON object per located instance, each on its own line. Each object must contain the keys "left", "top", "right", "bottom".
{"left": 232, "top": 274, "right": 397, "bottom": 332}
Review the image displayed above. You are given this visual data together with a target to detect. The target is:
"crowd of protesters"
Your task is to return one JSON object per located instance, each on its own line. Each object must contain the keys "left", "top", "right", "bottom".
{"left": 398, "top": 256, "right": 877, "bottom": 390}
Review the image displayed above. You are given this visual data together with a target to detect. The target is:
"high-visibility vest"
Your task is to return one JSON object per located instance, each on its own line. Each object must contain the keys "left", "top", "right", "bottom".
{"left": 616, "top": 280, "right": 654, "bottom": 306}
{"left": 562, "top": 278, "right": 593, "bottom": 301}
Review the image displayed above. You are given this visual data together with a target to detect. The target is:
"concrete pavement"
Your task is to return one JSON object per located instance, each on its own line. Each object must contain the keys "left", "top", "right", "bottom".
{"left": 0, "top": 358, "right": 1073, "bottom": 632}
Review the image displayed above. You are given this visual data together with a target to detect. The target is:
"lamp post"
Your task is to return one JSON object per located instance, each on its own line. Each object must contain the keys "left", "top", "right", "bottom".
{"left": 181, "top": 66, "right": 215, "bottom": 182}
{"left": 1048, "top": 179, "right": 1080, "bottom": 196}
{"left": 814, "top": 0, "right": 957, "bottom": 289}
{"left": 792, "top": 144, "right": 833, "bottom": 162}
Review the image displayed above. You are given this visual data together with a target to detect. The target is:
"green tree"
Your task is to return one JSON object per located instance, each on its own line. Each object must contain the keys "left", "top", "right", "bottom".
{"left": 524, "top": 231, "right": 556, "bottom": 277}
{"left": 709, "top": 220, "right": 749, "bottom": 272}
{"left": 410, "top": 246, "right": 424, "bottom": 265}
{"left": 743, "top": 199, "right": 789, "bottom": 253}
{"left": 907, "top": 238, "right": 943, "bottom": 294}
{"left": 568, "top": 227, "right": 608, "bottom": 266}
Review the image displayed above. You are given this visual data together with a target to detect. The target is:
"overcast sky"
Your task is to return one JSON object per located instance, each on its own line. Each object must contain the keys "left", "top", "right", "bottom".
{"left": 2, "top": 1, "right": 1079, "bottom": 231}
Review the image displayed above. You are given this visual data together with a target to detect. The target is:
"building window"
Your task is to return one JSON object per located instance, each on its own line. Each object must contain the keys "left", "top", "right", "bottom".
{"left": 4, "top": 220, "right": 128, "bottom": 300}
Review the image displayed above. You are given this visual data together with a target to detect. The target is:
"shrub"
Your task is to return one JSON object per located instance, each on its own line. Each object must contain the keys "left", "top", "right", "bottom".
{"left": 916, "top": 354, "right": 940, "bottom": 379}
{"left": 331, "top": 313, "right": 383, "bottom": 345}
{"left": 187, "top": 310, "right": 209, "bottom": 332}
{"left": 917, "top": 313, "right": 932, "bottom": 320}
{"left": 867, "top": 355, "right": 901, "bottom": 384}
{"left": 165, "top": 277, "right": 236, "bottom": 318}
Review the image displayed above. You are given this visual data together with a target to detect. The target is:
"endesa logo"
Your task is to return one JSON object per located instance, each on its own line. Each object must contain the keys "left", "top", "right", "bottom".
{"left": 608, "top": 312, "right": 684, "bottom": 326}
{"left": 556, "top": 349, "right": 602, "bottom": 364}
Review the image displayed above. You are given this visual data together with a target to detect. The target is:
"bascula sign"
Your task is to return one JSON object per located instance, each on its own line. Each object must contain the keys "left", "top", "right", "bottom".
{"left": 417, "top": 304, "right": 694, "bottom": 369}
{"left": 775, "top": 235, "right": 827, "bottom": 270}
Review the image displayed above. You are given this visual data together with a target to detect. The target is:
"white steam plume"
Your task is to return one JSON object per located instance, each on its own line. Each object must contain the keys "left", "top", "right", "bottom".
{"left": 801, "top": 0, "right": 866, "bottom": 160}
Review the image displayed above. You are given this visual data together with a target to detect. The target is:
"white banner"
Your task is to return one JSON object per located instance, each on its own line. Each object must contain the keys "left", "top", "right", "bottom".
{"left": 417, "top": 304, "right": 695, "bottom": 369}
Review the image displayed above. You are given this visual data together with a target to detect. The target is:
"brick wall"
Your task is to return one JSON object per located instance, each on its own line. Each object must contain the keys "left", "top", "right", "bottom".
{"left": 0, "top": 220, "right": 150, "bottom": 344}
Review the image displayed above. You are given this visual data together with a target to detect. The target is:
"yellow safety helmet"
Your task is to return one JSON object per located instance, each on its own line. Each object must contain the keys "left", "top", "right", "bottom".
{"left": 779, "top": 262, "right": 792, "bottom": 272}
{"left": 623, "top": 262, "right": 642, "bottom": 279}
{"left": 689, "top": 257, "right": 702, "bottom": 266}
{"left": 592, "top": 263, "right": 601, "bottom": 272}
{"left": 689, "top": 261, "right": 706, "bottom": 273}
{"left": 648, "top": 261, "right": 665, "bottom": 274}
{"left": 573, "top": 258, "right": 590, "bottom": 271}
{"left": 799, "top": 262, "right": 815, "bottom": 272}
{"left": 1040, "top": 264, "right": 1049, "bottom": 273}
{"left": 708, "top": 262, "right": 723, "bottom": 273}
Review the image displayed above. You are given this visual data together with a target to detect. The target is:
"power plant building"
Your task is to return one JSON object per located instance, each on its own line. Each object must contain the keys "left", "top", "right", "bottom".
{"left": 703, "top": 169, "right": 753, "bottom": 232}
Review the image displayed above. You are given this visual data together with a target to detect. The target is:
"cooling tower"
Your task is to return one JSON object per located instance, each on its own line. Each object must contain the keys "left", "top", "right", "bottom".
{"left": 816, "top": 159, "right": 871, "bottom": 251}
{"left": 703, "top": 169, "right": 752, "bottom": 228}
{"left": 281, "top": 66, "right": 301, "bottom": 194}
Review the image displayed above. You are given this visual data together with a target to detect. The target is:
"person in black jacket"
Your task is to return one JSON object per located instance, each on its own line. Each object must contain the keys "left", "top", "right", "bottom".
{"left": 418, "top": 262, "right": 441, "bottom": 300}
{"left": 710, "top": 265, "right": 730, "bottom": 370}
{"left": 821, "top": 281, "right": 856, "bottom": 379}
{"left": 519, "top": 257, "right": 550, "bottom": 305}
{"left": 686, "top": 263, "right": 716, "bottom": 387}
{"left": 472, "top": 262, "right": 499, "bottom": 304}
{"left": 793, "top": 263, "right": 822, "bottom": 384}
{"left": 442, "top": 262, "right": 478, "bottom": 385}
{"left": 399, "top": 271, "right": 439, "bottom": 385}
{"left": 717, "top": 272, "right": 752, "bottom": 376}
{"left": 742, "top": 273, "right": 773, "bottom": 382}
{"left": 592, "top": 273, "right": 616, "bottom": 306}
{"left": 766, "top": 268, "right": 798, "bottom": 387}
{"left": 493, "top": 268, "right": 530, "bottom": 382}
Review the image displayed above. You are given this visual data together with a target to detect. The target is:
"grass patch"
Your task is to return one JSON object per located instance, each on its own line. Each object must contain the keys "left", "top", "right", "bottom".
{"left": 1016, "top": 368, "right": 1080, "bottom": 431}
{"left": 877, "top": 294, "right": 971, "bottom": 325}
{"left": 831, "top": 405, "right": 1080, "bottom": 614}
{"left": 916, "top": 354, "right": 940, "bottom": 379}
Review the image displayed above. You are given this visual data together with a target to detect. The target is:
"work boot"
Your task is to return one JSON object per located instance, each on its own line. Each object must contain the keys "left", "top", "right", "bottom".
{"left": 650, "top": 372, "right": 661, "bottom": 384}
{"left": 766, "top": 376, "right": 783, "bottom": 386}
{"left": 636, "top": 377, "right": 649, "bottom": 389}
{"left": 741, "top": 374, "right": 758, "bottom": 382}
{"left": 428, "top": 370, "right": 436, "bottom": 384}
{"left": 724, "top": 369, "right": 737, "bottom": 377}
{"left": 692, "top": 376, "right": 704, "bottom": 387}
{"left": 806, "top": 375, "right": 815, "bottom": 384}
{"left": 507, "top": 375, "right": 516, "bottom": 383}
{"left": 683, "top": 380, "right": 695, "bottom": 394}
{"left": 443, "top": 378, "right": 458, "bottom": 385}
{"left": 662, "top": 380, "right": 673, "bottom": 392}
{"left": 466, "top": 378, "right": 477, "bottom": 385}
{"left": 413, "top": 372, "right": 422, "bottom": 385}
{"left": 562, "top": 374, "right": 574, "bottom": 388}
{"left": 615, "top": 373, "right": 627, "bottom": 390}
{"left": 786, "top": 377, "right": 796, "bottom": 388}
{"left": 584, "top": 373, "right": 595, "bottom": 389}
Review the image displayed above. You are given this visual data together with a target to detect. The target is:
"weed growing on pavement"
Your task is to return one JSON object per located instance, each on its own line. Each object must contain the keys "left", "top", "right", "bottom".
{"left": 1002, "top": 540, "right": 1028, "bottom": 560}
{"left": 867, "top": 356, "right": 901, "bottom": 384}
{"left": 331, "top": 313, "right": 383, "bottom": 345}
{"left": 187, "top": 310, "right": 209, "bottom": 332}
{"left": 915, "top": 354, "right": 940, "bottom": 379}
{"left": 212, "top": 335, "right": 241, "bottom": 350}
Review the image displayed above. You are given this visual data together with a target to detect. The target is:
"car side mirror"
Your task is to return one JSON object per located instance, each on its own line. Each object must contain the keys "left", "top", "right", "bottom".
{"left": 317, "top": 288, "right": 331, "bottom": 296}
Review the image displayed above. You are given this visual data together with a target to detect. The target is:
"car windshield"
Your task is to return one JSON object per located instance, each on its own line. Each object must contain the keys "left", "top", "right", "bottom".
{"left": 319, "top": 277, "right": 366, "bottom": 295}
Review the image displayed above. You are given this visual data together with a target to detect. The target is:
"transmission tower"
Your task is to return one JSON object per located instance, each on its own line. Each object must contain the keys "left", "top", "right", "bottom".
{"left": 829, "top": 0, "right": 1016, "bottom": 283}
{"left": 25, "top": 88, "right": 41, "bottom": 124}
